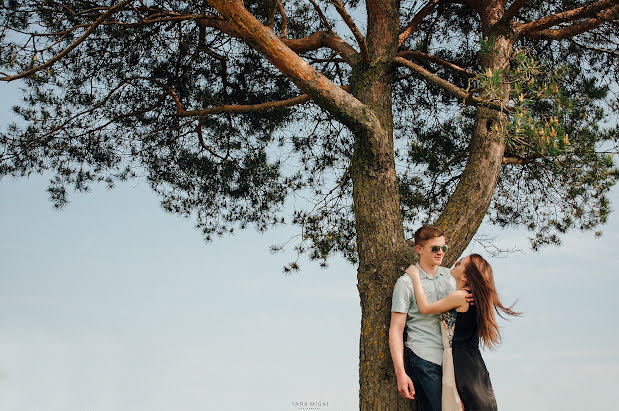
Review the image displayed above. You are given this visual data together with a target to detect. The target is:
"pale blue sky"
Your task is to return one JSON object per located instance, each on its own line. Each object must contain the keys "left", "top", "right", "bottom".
{"left": 1, "top": 77, "right": 618, "bottom": 411}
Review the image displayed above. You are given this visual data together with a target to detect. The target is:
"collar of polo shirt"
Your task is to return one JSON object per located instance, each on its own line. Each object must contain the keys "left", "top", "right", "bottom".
{"left": 417, "top": 263, "right": 444, "bottom": 280}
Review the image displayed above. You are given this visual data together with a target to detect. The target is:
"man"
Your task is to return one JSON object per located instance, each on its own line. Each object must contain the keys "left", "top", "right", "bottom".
{"left": 389, "top": 225, "right": 471, "bottom": 410}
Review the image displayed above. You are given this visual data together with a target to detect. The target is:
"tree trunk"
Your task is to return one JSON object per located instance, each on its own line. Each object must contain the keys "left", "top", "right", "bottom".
{"left": 351, "top": 64, "right": 417, "bottom": 409}
{"left": 209, "top": 1, "right": 515, "bottom": 408}
{"left": 352, "top": 1, "right": 419, "bottom": 409}
{"left": 436, "top": 2, "right": 514, "bottom": 267}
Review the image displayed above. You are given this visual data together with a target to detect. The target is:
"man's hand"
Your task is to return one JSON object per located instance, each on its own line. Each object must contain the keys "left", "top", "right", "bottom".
{"left": 397, "top": 374, "right": 416, "bottom": 400}
{"left": 463, "top": 285, "right": 475, "bottom": 305}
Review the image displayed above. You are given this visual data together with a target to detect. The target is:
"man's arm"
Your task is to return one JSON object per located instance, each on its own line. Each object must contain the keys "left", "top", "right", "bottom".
{"left": 389, "top": 312, "right": 415, "bottom": 400}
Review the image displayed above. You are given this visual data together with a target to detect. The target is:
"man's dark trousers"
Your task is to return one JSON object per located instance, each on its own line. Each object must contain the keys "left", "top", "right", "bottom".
{"left": 404, "top": 346, "right": 442, "bottom": 411}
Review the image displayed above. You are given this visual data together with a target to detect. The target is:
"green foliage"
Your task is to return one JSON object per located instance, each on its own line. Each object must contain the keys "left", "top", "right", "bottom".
{"left": 0, "top": 1, "right": 617, "bottom": 266}
{"left": 503, "top": 48, "right": 574, "bottom": 158}
{"left": 396, "top": 2, "right": 617, "bottom": 248}
{"left": 476, "top": 47, "right": 617, "bottom": 248}
{"left": 478, "top": 35, "right": 497, "bottom": 57}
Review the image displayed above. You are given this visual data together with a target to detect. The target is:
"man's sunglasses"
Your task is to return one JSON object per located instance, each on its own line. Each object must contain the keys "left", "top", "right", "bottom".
{"left": 430, "top": 245, "right": 449, "bottom": 253}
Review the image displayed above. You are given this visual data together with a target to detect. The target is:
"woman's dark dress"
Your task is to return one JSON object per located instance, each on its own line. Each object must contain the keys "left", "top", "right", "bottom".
{"left": 452, "top": 305, "right": 498, "bottom": 411}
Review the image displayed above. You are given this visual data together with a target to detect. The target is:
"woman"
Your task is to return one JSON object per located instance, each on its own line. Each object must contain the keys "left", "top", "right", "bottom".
{"left": 406, "top": 254, "right": 519, "bottom": 411}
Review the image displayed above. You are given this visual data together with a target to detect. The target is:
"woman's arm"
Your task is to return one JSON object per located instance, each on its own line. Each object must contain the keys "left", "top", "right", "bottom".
{"left": 405, "top": 265, "right": 467, "bottom": 314}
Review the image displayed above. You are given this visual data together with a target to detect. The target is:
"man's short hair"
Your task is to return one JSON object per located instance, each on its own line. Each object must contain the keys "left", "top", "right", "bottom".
{"left": 413, "top": 225, "right": 445, "bottom": 245}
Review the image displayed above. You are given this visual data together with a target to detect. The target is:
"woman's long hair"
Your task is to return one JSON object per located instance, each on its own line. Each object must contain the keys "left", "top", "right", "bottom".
{"left": 464, "top": 254, "right": 521, "bottom": 349}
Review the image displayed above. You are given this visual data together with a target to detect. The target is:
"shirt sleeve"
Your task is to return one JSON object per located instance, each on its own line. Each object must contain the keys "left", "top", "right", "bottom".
{"left": 391, "top": 276, "right": 414, "bottom": 313}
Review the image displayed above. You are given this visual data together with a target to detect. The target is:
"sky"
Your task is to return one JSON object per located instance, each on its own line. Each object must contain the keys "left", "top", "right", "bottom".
{"left": 1, "top": 77, "right": 619, "bottom": 411}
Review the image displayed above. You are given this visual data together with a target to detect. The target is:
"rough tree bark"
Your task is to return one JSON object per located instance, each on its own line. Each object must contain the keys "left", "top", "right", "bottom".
{"left": 437, "top": 1, "right": 514, "bottom": 267}
{"left": 351, "top": 2, "right": 418, "bottom": 409}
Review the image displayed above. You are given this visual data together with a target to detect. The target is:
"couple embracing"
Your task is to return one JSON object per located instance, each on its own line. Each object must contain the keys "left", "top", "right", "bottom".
{"left": 389, "top": 225, "right": 519, "bottom": 410}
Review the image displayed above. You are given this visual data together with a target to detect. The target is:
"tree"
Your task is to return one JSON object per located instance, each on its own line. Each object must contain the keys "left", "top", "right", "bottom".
{"left": 1, "top": 0, "right": 617, "bottom": 408}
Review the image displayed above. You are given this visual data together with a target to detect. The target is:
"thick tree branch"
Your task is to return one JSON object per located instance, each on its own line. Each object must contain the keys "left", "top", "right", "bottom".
{"left": 196, "top": 14, "right": 240, "bottom": 36}
{"left": 398, "top": 0, "right": 439, "bottom": 47}
{"left": 522, "top": 5, "right": 619, "bottom": 40}
{"left": 329, "top": 0, "right": 368, "bottom": 60}
{"left": 495, "top": 0, "right": 529, "bottom": 27}
{"left": 1, "top": 0, "right": 132, "bottom": 81}
{"left": 186, "top": 95, "right": 304, "bottom": 116}
{"left": 397, "top": 50, "right": 477, "bottom": 77}
{"left": 170, "top": 12, "right": 361, "bottom": 64}
{"left": 197, "top": 16, "right": 359, "bottom": 64}
{"left": 205, "top": 1, "right": 379, "bottom": 136}
{"left": 282, "top": 31, "right": 360, "bottom": 65}
{"left": 502, "top": 155, "right": 540, "bottom": 165}
{"left": 516, "top": 0, "right": 617, "bottom": 34}
{"left": 394, "top": 56, "right": 511, "bottom": 112}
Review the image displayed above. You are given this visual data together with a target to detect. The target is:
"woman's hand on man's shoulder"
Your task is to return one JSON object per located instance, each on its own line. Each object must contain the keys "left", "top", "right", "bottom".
{"left": 452, "top": 289, "right": 472, "bottom": 305}
{"left": 458, "top": 286, "right": 475, "bottom": 305}
{"left": 404, "top": 264, "right": 420, "bottom": 277}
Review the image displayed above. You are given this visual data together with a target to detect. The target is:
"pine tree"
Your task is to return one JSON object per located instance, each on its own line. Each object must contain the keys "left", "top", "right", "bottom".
{"left": 1, "top": 1, "right": 617, "bottom": 408}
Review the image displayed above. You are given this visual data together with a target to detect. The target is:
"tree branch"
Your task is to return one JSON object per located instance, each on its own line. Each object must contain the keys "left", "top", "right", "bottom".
{"left": 282, "top": 31, "right": 360, "bottom": 65}
{"left": 196, "top": 14, "right": 242, "bottom": 36}
{"left": 181, "top": 86, "right": 350, "bottom": 117}
{"left": 570, "top": 39, "right": 619, "bottom": 57}
{"left": 266, "top": 0, "right": 277, "bottom": 28}
{"left": 5, "top": 7, "right": 359, "bottom": 85}
{"left": 516, "top": 0, "right": 617, "bottom": 34}
{"left": 22, "top": 91, "right": 167, "bottom": 153}
{"left": 308, "top": 0, "right": 332, "bottom": 31}
{"left": 205, "top": 0, "right": 378, "bottom": 136}
{"left": 502, "top": 155, "right": 541, "bottom": 165}
{"left": 1, "top": 0, "right": 132, "bottom": 82}
{"left": 196, "top": 118, "right": 231, "bottom": 162}
{"left": 197, "top": 16, "right": 359, "bottom": 64}
{"left": 397, "top": 50, "right": 477, "bottom": 77}
{"left": 329, "top": 0, "right": 368, "bottom": 60}
{"left": 495, "top": 0, "right": 529, "bottom": 27}
{"left": 276, "top": 0, "right": 288, "bottom": 38}
{"left": 398, "top": 0, "right": 439, "bottom": 47}
{"left": 522, "top": 5, "right": 619, "bottom": 40}
{"left": 394, "top": 56, "right": 511, "bottom": 112}
{"left": 10, "top": 77, "right": 149, "bottom": 152}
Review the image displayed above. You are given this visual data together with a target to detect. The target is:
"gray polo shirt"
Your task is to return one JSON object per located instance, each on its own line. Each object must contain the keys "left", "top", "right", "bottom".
{"left": 391, "top": 263, "right": 456, "bottom": 365}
